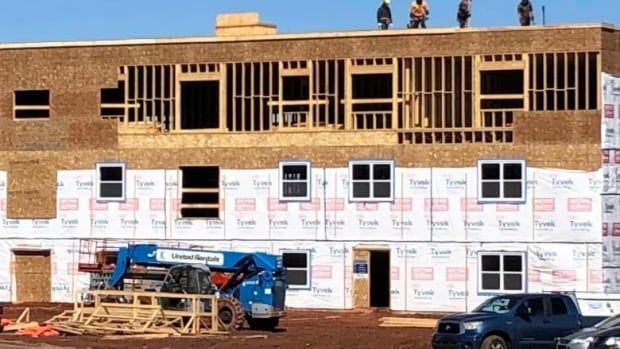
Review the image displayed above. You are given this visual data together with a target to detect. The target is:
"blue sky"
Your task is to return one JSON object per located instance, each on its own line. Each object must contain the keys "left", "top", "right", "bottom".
{"left": 0, "top": 0, "right": 618, "bottom": 43}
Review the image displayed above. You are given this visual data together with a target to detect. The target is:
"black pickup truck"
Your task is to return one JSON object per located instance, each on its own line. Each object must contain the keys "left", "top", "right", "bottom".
{"left": 432, "top": 293, "right": 608, "bottom": 349}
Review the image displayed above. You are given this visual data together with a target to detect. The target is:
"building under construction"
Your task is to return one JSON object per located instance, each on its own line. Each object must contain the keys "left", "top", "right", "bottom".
{"left": 0, "top": 13, "right": 619, "bottom": 312}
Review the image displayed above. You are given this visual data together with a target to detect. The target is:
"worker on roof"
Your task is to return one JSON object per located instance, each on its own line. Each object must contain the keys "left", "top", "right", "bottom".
{"left": 377, "top": 0, "right": 393, "bottom": 30}
{"left": 517, "top": 0, "right": 534, "bottom": 26}
{"left": 408, "top": 0, "right": 430, "bottom": 29}
{"left": 457, "top": 0, "right": 471, "bottom": 28}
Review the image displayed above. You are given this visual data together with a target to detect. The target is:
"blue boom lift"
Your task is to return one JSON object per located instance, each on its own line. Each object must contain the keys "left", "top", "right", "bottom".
{"left": 78, "top": 243, "right": 287, "bottom": 331}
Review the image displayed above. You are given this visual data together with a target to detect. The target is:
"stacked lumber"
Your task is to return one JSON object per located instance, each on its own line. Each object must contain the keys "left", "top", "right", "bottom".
{"left": 378, "top": 317, "right": 438, "bottom": 328}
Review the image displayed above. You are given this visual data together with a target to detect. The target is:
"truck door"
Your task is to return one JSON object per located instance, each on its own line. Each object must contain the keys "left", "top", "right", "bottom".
{"left": 544, "top": 296, "right": 581, "bottom": 340}
{"left": 517, "top": 296, "right": 548, "bottom": 349}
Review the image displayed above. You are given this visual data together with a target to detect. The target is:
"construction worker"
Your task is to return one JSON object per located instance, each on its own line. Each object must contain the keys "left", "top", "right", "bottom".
{"left": 457, "top": 0, "right": 471, "bottom": 28}
{"left": 377, "top": 0, "right": 393, "bottom": 30}
{"left": 517, "top": 0, "right": 534, "bottom": 26}
{"left": 408, "top": 0, "right": 430, "bottom": 29}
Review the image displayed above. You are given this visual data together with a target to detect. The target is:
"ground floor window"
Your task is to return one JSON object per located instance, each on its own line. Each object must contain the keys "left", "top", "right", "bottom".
{"left": 478, "top": 252, "right": 525, "bottom": 293}
{"left": 282, "top": 250, "right": 310, "bottom": 289}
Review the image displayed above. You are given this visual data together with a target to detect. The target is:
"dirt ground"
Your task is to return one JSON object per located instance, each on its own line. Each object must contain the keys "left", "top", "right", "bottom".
{"left": 0, "top": 303, "right": 435, "bottom": 349}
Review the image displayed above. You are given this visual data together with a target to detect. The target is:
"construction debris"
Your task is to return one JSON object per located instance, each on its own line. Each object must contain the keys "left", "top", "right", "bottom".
{"left": 16, "top": 326, "right": 60, "bottom": 338}
{"left": 4, "top": 322, "right": 39, "bottom": 332}
{"left": 43, "top": 289, "right": 227, "bottom": 337}
{"left": 378, "top": 317, "right": 438, "bottom": 328}
{"left": 102, "top": 333, "right": 171, "bottom": 340}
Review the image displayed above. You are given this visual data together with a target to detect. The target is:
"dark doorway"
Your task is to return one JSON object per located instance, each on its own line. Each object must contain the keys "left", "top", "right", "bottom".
{"left": 370, "top": 250, "right": 390, "bottom": 308}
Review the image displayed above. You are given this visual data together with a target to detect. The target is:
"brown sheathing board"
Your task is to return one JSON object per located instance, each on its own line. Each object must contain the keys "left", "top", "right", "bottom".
{"left": 13, "top": 250, "right": 51, "bottom": 303}
{"left": 0, "top": 144, "right": 601, "bottom": 171}
{"left": 0, "top": 26, "right": 607, "bottom": 152}
{"left": 352, "top": 249, "right": 370, "bottom": 308}
{"left": 514, "top": 110, "right": 601, "bottom": 145}
{"left": 7, "top": 159, "right": 56, "bottom": 219}
{"left": 602, "top": 28, "right": 620, "bottom": 74}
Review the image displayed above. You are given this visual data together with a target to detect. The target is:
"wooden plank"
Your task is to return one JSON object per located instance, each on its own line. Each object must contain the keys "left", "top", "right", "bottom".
{"left": 278, "top": 61, "right": 284, "bottom": 129}
{"left": 175, "top": 64, "right": 182, "bottom": 130}
{"left": 585, "top": 51, "right": 590, "bottom": 109}
{"left": 232, "top": 63, "right": 237, "bottom": 131}
{"left": 349, "top": 64, "right": 394, "bottom": 74}
{"left": 391, "top": 57, "right": 398, "bottom": 129}
{"left": 344, "top": 59, "right": 352, "bottom": 130}
{"left": 48, "top": 324, "right": 84, "bottom": 336}
{"left": 308, "top": 60, "right": 314, "bottom": 129}
{"left": 241, "top": 63, "right": 246, "bottom": 131}
{"left": 103, "top": 334, "right": 171, "bottom": 340}
{"left": 421, "top": 57, "right": 427, "bottom": 128}
{"left": 477, "top": 61, "right": 527, "bottom": 70}
{"left": 3, "top": 322, "right": 39, "bottom": 332}
{"left": 259, "top": 62, "right": 264, "bottom": 131}
{"left": 219, "top": 63, "right": 227, "bottom": 131}
{"left": 178, "top": 72, "right": 221, "bottom": 81}
{"left": 250, "top": 62, "right": 255, "bottom": 131}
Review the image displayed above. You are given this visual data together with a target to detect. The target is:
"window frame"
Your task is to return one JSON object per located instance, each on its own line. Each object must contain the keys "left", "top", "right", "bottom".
{"left": 178, "top": 165, "right": 221, "bottom": 220}
{"left": 281, "top": 249, "right": 311, "bottom": 290}
{"left": 95, "top": 162, "right": 127, "bottom": 203}
{"left": 279, "top": 160, "right": 312, "bottom": 202}
{"left": 478, "top": 251, "right": 526, "bottom": 295}
{"left": 13, "top": 89, "right": 51, "bottom": 120}
{"left": 348, "top": 160, "right": 395, "bottom": 203}
{"left": 477, "top": 159, "right": 527, "bottom": 204}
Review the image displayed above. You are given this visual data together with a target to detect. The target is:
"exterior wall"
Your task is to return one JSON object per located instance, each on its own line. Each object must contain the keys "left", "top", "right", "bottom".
{"left": 602, "top": 73, "right": 620, "bottom": 290}
{"left": 0, "top": 25, "right": 617, "bottom": 312}
{"left": 0, "top": 166, "right": 607, "bottom": 311}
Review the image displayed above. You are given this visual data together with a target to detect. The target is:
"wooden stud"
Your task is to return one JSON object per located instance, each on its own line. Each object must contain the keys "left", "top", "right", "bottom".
{"left": 391, "top": 57, "right": 398, "bottom": 129}
{"left": 585, "top": 51, "right": 590, "bottom": 110}
{"left": 308, "top": 59, "right": 314, "bottom": 129}
{"left": 278, "top": 61, "right": 284, "bottom": 129}
{"left": 175, "top": 64, "right": 181, "bottom": 131}
{"left": 344, "top": 59, "right": 352, "bottom": 130}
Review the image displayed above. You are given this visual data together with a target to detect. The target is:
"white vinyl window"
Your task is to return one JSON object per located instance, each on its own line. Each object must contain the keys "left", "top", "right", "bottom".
{"left": 96, "top": 163, "right": 126, "bottom": 202}
{"left": 282, "top": 250, "right": 310, "bottom": 289}
{"left": 478, "top": 252, "right": 525, "bottom": 294}
{"left": 279, "top": 161, "right": 311, "bottom": 201}
{"left": 477, "top": 159, "right": 526, "bottom": 203}
{"left": 349, "top": 160, "right": 394, "bottom": 202}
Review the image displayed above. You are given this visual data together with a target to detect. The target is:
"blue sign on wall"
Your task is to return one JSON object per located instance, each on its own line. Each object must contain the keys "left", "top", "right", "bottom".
{"left": 354, "top": 259, "right": 368, "bottom": 274}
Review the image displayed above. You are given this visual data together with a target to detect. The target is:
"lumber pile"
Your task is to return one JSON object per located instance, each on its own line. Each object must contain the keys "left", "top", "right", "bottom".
{"left": 378, "top": 317, "right": 438, "bottom": 328}
{"left": 41, "top": 289, "right": 227, "bottom": 337}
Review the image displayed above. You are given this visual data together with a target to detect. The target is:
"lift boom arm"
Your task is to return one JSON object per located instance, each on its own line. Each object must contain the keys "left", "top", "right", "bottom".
{"left": 108, "top": 244, "right": 283, "bottom": 289}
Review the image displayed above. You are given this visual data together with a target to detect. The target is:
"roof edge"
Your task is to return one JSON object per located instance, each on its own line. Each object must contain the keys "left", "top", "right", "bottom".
{"left": 0, "top": 23, "right": 615, "bottom": 51}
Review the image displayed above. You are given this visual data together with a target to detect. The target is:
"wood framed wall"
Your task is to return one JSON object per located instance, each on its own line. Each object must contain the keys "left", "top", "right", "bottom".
{"left": 97, "top": 51, "right": 601, "bottom": 144}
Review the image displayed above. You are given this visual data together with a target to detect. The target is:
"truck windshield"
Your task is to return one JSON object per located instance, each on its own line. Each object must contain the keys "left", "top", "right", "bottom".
{"left": 474, "top": 296, "right": 518, "bottom": 314}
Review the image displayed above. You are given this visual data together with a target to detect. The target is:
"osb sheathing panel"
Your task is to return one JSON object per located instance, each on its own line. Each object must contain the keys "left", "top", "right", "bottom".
{"left": 7, "top": 160, "right": 56, "bottom": 219}
{"left": 602, "top": 30, "right": 620, "bottom": 74}
{"left": 14, "top": 251, "right": 51, "bottom": 303}
{"left": 118, "top": 131, "right": 397, "bottom": 149}
{"left": 0, "top": 142, "right": 602, "bottom": 173}
{"left": 0, "top": 26, "right": 609, "bottom": 152}
{"left": 514, "top": 110, "right": 600, "bottom": 145}
{"left": 353, "top": 250, "right": 370, "bottom": 309}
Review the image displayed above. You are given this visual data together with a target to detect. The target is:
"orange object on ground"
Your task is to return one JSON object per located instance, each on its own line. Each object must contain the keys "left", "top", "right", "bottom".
{"left": 16, "top": 325, "right": 59, "bottom": 338}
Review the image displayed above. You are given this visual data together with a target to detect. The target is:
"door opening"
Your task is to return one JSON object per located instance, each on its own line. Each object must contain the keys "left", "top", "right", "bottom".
{"left": 370, "top": 250, "right": 390, "bottom": 308}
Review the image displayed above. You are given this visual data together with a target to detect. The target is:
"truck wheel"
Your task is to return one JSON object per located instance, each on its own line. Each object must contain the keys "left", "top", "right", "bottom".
{"left": 248, "top": 317, "right": 280, "bottom": 331}
{"left": 481, "top": 335, "right": 508, "bottom": 349}
{"left": 217, "top": 296, "right": 245, "bottom": 331}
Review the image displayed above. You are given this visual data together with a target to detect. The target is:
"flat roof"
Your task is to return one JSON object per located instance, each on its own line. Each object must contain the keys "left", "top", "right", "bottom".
{"left": 0, "top": 23, "right": 615, "bottom": 50}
